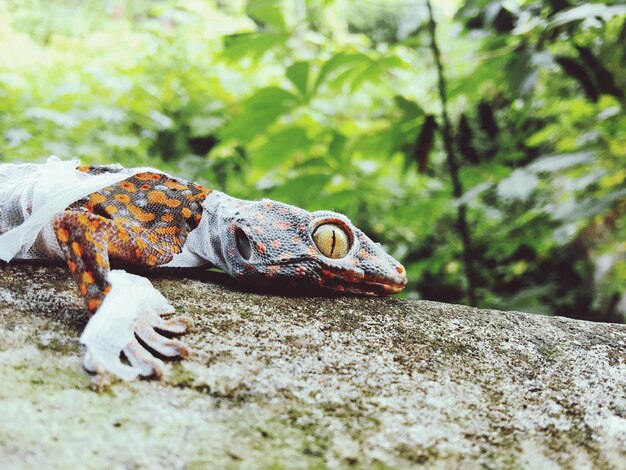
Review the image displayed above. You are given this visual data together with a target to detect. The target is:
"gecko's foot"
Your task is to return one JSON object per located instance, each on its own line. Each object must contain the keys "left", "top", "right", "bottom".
{"left": 80, "top": 270, "right": 192, "bottom": 381}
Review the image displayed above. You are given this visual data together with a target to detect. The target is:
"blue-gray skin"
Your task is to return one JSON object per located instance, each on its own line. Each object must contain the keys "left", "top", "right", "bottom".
{"left": 185, "top": 191, "right": 408, "bottom": 295}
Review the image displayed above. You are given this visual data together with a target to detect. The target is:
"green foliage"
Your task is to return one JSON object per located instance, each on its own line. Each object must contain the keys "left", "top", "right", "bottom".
{"left": 0, "top": 0, "right": 624, "bottom": 322}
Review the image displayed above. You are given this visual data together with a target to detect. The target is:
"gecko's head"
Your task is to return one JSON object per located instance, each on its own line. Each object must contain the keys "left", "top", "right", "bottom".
{"left": 208, "top": 195, "right": 407, "bottom": 296}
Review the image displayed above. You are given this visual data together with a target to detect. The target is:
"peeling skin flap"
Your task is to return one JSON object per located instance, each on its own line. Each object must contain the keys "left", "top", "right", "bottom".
{"left": 0, "top": 156, "right": 160, "bottom": 262}
{"left": 80, "top": 269, "right": 175, "bottom": 381}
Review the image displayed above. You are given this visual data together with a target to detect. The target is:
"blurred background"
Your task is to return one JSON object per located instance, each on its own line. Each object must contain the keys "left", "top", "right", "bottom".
{"left": 1, "top": 0, "right": 624, "bottom": 322}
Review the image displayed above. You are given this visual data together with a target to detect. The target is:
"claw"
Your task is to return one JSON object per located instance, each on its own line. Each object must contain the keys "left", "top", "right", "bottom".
{"left": 153, "top": 315, "right": 194, "bottom": 335}
{"left": 136, "top": 322, "right": 190, "bottom": 358}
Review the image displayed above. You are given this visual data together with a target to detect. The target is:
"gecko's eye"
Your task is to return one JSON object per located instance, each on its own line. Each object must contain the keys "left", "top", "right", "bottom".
{"left": 235, "top": 228, "right": 252, "bottom": 260}
{"left": 313, "top": 223, "right": 350, "bottom": 259}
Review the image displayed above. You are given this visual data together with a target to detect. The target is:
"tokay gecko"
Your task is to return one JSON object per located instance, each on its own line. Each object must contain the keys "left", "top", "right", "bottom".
{"left": 0, "top": 157, "right": 407, "bottom": 381}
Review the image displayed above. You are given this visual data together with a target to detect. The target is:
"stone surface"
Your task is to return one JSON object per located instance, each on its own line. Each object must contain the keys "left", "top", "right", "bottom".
{"left": 0, "top": 262, "right": 625, "bottom": 469}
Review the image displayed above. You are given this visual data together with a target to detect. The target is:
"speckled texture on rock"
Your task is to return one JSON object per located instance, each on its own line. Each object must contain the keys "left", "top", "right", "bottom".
{"left": 0, "top": 263, "right": 625, "bottom": 469}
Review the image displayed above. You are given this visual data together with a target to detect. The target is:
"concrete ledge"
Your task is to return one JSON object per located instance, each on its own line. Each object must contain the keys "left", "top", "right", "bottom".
{"left": 0, "top": 263, "right": 625, "bottom": 468}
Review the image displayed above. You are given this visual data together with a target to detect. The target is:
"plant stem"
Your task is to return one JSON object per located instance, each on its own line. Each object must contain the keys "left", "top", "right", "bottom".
{"left": 425, "top": 0, "right": 478, "bottom": 306}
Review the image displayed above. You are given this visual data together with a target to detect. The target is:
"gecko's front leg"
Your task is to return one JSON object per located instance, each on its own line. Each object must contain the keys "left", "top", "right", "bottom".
{"left": 52, "top": 210, "right": 192, "bottom": 381}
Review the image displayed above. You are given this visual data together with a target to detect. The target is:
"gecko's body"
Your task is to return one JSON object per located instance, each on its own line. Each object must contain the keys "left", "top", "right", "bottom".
{"left": 0, "top": 159, "right": 407, "bottom": 380}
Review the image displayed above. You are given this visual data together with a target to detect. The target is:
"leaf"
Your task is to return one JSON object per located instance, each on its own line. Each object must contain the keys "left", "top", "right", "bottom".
{"left": 286, "top": 61, "right": 309, "bottom": 96}
{"left": 221, "top": 87, "right": 299, "bottom": 140}
{"left": 313, "top": 52, "right": 371, "bottom": 92}
{"left": 497, "top": 169, "right": 539, "bottom": 202}
{"left": 24, "top": 107, "right": 80, "bottom": 128}
{"left": 149, "top": 110, "right": 173, "bottom": 130}
{"left": 350, "top": 56, "right": 404, "bottom": 93}
{"left": 455, "top": 181, "right": 494, "bottom": 207}
{"left": 222, "top": 32, "right": 289, "bottom": 62}
{"left": 575, "top": 45, "right": 623, "bottom": 99}
{"left": 477, "top": 101, "right": 498, "bottom": 139}
{"left": 549, "top": 4, "right": 626, "bottom": 28}
{"left": 457, "top": 113, "right": 480, "bottom": 164}
{"left": 328, "top": 133, "right": 348, "bottom": 161}
{"left": 527, "top": 152, "right": 594, "bottom": 173}
{"left": 394, "top": 96, "right": 424, "bottom": 119}
{"left": 246, "top": 0, "right": 286, "bottom": 30}
{"left": 506, "top": 46, "right": 537, "bottom": 96}
{"left": 555, "top": 56, "right": 598, "bottom": 102}
{"left": 269, "top": 173, "right": 331, "bottom": 203}
{"left": 557, "top": 188, "right": 626, "bottom": 221}
{"left": 253, "top": 127, "right": 311, "bottom": 170}
{"left": 411, "top": 114, "right": 436, "bottom": 173}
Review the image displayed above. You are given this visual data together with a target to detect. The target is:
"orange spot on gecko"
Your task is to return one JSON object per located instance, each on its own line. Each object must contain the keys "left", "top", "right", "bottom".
{"left": 90, "top": 193, "right": 106, "bottom": 205}
{"left": 105, "top": 205, "right": 118, "bottom": 215}
{"left": 148, "top": 233, "right": 158, "bottom": 244}
{"left": 88, "top": 298, "right": 102, "bottom": 312}
{"left": 115, "top": 193, "right": 131, "bottom": 204}
{"left": 164, "top": 180, "right": 189, "bottom": 191}
{"left": 136, "top": 173, "right": 162, "bottom": 181}
{"left": 270, "top": 240, "right": 281, "bottom": 249}
{"left": 95, "top": 253, "right": 107, "bottom": 267}
{"left": 161, "top": 213, "right": 174, "bottom": 223}
{"left": 56, "top": 228, "right": 70, "bottom": 243}
{"left": 396, "top": 265, "right": 405, "bottom": 274}
{"left": 120, "top": 181, "right": 137, "bottom": 192}
{"left": 148, "top": 253, "right": 157, "bottom": 266}
{"left": 128, "top": 205, "right": 156, "bottom": 222}
{"left": 71, "top": 242, "right": 83, "bottom": 257}
{"left": 114, "top": 223, "right": 130, "bottom": 242}
{"left": 358, "top": 249, "right": 369, "bottom": 259}
{"left": 267, "top": 265, "right": 281, "bottom": 275}
{"left": 67, "top": 260, "right": 77, "bottom": 273}
{"left": 156, "top": 226, "right": 180, "bottom": 235}
{"left": 80, "top": 284, "right": 87, "bottom": 296}
{"left": 148, "top": 190, "right": 180, "bottom": 208}
{"left": 82, "top": 271, "right": 95, "bottom": 284}
{"left": 181, "top": 207, "right": 192, "bottom": 218}
{"left": 256, "top": 243, "right": 267, "bottom": 253}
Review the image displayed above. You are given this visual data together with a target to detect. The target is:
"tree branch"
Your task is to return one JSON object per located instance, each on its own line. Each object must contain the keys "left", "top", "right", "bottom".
{"left": 425, "top": 0, "right": 478, "bottom": 306}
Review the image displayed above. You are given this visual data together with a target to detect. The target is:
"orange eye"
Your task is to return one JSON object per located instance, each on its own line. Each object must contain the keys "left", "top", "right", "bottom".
{"left": 313, "top": 223, "right": 350, "bottom": 258}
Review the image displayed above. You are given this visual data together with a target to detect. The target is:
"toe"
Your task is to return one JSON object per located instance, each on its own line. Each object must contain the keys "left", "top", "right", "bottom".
{"left": 124, "top": 338, "right": 165, "bottom": 378}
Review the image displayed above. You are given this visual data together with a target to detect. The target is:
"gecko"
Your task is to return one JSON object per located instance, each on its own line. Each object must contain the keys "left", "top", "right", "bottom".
{"left": 0, "top": 158, "right": 407, "bottom": 380}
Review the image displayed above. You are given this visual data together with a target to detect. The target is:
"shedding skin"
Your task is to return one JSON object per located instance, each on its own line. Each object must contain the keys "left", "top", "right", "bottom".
{"left": 48, "top": 165, "right": 407, "bottom": 380}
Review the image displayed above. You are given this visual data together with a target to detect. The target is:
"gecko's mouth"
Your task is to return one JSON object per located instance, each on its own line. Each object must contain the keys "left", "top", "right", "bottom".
{"left": 319, "top": 267, "right": 407, "bottom": 296}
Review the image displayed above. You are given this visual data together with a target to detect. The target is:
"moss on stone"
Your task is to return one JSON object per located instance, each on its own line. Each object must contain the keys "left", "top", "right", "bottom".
{"left": 0, "top": 263, "right": 625, "bottom": 468}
